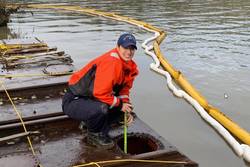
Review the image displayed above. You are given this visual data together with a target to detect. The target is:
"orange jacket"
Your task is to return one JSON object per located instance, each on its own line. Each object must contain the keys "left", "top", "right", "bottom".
{"left": 68, "top": 48, "right": 139, "bottom": 109}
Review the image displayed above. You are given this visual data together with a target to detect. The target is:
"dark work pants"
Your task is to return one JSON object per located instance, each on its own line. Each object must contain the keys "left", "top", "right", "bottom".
{"left": 62, "top": 90, "right": 123, "bottom": 135}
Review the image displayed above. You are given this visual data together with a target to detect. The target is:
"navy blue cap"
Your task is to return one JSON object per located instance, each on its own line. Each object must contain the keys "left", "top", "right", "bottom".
{"left": 117, "top": 33, "right": 137, "bottom": 50}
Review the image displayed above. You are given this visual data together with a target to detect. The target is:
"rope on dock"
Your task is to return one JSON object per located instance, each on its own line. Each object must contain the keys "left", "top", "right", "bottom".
{"left": 0, "top": 80, "right": 46, "bottom": 166}
{"left": 24, "top": 4, "right": 250, "bottom": 162}
{"left": 0, "top": 80, "right": 36, "bottom": 155}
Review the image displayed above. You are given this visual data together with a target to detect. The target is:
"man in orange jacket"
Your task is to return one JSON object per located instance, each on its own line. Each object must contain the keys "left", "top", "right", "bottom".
{"left": 62, "top": 33, "right": 139, "bottom": 149}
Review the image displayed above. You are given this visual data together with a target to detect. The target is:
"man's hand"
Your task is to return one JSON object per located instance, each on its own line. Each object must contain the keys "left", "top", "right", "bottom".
{"left": 126, "top": 113, "right": 134, "bottom": 125}
{"left": 121, "top": 103, "right": 133, "bottom": 113}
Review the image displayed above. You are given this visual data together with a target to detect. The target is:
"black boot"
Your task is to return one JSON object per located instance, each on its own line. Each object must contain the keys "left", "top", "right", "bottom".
{"left": 87, "top": 132, "right": 114, "bottom": 149}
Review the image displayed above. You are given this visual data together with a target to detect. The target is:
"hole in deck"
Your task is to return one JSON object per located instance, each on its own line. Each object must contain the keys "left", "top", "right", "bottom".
{"left": 116, "top": 134, "right": 160, "bottom": 155}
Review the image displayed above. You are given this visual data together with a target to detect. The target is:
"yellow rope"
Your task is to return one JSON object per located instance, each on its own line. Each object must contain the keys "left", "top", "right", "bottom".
{"left": 73, "top": 159, "right": 188, "bottom": 167}
{"left": 88, "top": 162, "right": 101, "bottom": 167}
{"left": 0, "top": 80, "right": 35, "bottom": 155}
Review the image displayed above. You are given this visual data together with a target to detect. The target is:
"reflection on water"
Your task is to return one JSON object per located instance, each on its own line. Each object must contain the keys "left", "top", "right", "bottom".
{"left": 1, "top": 0, "right": 250, "bottom": 167}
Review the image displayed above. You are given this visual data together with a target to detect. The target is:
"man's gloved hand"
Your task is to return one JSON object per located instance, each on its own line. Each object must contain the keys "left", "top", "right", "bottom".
{"left": 121, "top": 103, "right": 133, "bottom": 113}
{"left": 119, "top": 112, "right": 134, "bottom": 126}
{"left": 126, "top": 113, "right": 134, "bottom": 125}
{"left": 120, "top": 103, "right": 134, "bottom": 125}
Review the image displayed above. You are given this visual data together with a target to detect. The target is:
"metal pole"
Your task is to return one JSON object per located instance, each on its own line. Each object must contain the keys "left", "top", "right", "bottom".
{"left": 124, "top": 111, "right": 127, "bottom": 154}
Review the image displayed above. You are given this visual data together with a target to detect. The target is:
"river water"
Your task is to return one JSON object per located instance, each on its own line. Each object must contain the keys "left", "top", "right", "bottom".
{"left": 1, "top": 0, "right": 250, "bottom": 166}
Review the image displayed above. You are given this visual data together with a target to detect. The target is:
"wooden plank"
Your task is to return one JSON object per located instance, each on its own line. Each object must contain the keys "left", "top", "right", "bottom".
{"left": 0, "top": 131, "right": 40, "bottom": 144}
{"left": 5, "top": 47, "right": 57, "bottom": 55}
{"left": 6, "top": 55, "right": 72, "bottom": 67}
{"left": 3, "top": 51, "right": 65, "bottom": 62}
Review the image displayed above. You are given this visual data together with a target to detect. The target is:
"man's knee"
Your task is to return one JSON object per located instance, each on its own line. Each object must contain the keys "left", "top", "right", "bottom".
{"left": 86, "top": 101, "right": 108, "bottom": 120}
{"left": 62, "top": 94, "right": 109, "bottom": 121}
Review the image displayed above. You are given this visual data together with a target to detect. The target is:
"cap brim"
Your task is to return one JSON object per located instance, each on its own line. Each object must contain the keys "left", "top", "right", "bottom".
{"left": 122, "top": 43, "right": 137, "bottom": 50}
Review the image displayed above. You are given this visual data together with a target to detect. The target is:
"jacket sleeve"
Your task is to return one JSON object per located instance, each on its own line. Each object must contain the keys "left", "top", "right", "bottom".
{"left": 93, "top": 59, "right": 123, "bottom": 109}
{"left": 118, "top": 67, "right": 139, "bottom": 103}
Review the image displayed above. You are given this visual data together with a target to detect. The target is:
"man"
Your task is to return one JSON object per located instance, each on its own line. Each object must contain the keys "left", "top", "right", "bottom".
{"left": 62, "top": 33, "right": 139, "bottom": 149}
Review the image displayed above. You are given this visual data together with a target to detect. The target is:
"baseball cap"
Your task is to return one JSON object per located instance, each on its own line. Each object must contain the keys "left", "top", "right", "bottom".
{"left": 117, "top": 33, "right": 137, "bottom": 50}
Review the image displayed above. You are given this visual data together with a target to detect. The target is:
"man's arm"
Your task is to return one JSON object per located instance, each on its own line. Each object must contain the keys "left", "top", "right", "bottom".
{"left": 118, "top": 67, "right": 139, "bottom": 103}
{"left": 93, "top": 59, "right": 123, "bottom": 109}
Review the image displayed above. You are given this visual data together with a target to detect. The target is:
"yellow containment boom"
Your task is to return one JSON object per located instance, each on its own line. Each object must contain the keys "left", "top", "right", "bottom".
{"left": 25, "top": 4, "right": 250, "bottom": 146}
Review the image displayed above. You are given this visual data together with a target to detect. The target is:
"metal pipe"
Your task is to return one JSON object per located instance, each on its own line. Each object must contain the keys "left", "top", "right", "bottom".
{"left": 0, "top": 115, "right": 69, "bottom": 130}
{"left": 0, "top": 112, "right": 64, "bottom": 125}
{"left": 0, "top": 131, "right": 40, "bottom": 144}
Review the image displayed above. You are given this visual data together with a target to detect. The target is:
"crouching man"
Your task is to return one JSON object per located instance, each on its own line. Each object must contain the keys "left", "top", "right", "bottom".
{"left": 62, "top": 33, "right": 139, "bottom": 149}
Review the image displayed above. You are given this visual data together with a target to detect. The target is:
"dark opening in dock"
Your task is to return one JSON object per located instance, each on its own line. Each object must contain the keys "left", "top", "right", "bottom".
{"left": 116, "top": 134, "right": 160, "bottom": 155}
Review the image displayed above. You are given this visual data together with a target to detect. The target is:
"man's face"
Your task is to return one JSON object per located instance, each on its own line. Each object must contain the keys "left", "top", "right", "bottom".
{"left": 117, "top": 45, "right": 136, "bottom": 61}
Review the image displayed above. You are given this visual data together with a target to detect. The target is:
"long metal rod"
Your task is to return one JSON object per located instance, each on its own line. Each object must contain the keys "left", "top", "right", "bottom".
{"left": 124, "top": 111, "right": 127, "bottom": 154}
{"left": 0, "top": 131, "right": 40, "bottom": 144}
{"left": 0, "top": 112, "right": 64, "bottom": 125}
{"left": 0, "top": 115, "right": 68, "bottom": 130}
